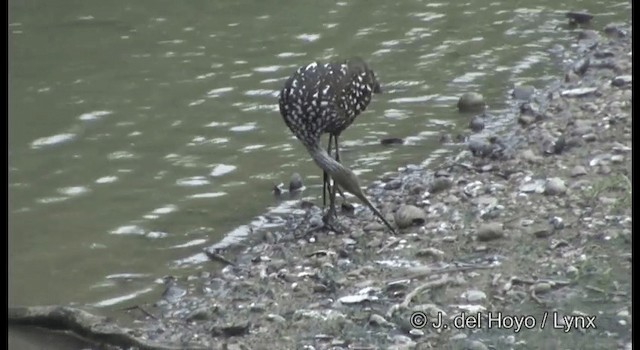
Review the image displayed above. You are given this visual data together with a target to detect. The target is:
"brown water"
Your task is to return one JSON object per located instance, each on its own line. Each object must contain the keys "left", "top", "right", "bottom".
{"left": 9, "top": 0, "right": 630, "bottom": 310}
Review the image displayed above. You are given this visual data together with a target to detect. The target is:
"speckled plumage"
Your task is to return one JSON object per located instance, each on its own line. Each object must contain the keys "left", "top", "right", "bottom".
{"left": 277, "top": 57, "right": 394, "bottom": 234}
{"left": 278, "top": 57, "right": 381, "bottom": 148}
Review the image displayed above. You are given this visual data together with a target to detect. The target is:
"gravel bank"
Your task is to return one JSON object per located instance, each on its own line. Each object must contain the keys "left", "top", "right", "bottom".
{"left": 23, "top": 17, "right": 629, "bottom": 350}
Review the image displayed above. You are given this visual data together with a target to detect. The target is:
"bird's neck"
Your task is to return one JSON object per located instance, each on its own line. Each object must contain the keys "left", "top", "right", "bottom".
{"left": 306, "top": 142, "right": 344, "bottom": 175}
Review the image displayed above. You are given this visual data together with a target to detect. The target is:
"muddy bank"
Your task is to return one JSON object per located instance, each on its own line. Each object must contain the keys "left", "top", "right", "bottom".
{"left": 10, "top": 18, "right": 631, "bottom": 350}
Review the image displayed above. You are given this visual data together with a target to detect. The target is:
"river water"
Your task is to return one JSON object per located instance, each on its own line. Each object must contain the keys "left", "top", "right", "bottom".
{"left": 9, "top": 0, "right": 629, "bottom": 308}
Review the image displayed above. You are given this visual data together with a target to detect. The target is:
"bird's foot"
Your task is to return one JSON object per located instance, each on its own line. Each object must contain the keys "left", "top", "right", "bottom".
{"left": 303, "top": 208, "right": 345, "bottom": 236}
{"left": 322, "top": 209, "right": 345, "bottom": 235}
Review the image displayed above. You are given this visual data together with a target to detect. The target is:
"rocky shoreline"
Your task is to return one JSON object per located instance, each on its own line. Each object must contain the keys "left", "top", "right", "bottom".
{"left": 10, "top": 18, "right": 631, "bottom": 350}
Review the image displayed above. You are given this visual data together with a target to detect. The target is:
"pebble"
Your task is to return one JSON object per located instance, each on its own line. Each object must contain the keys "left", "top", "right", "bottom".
{"left": 518, "top": 114, "right": 536, "bottom": 126}
{"left": 571, "top": 165, "right": 587, "bottom": 177}
{"left": 561, "top": 87, "right": 597, "bottom": 97}
{"left": 469, "top": 115, "right": 485, "bottom": 132}
{"left": 512, "top": 85, "right": 535, "bottom": 100}
{"left": 267, "top": 314, "right": 286, "bottom": 323}
{"left": 465, "top": 340, "right": 489, "bottom": 350}
{"left": 582, "top": 133, "right": 597, "bottom": 142}
{"left": 610, "top": 155, "right": 625, "bottom": 163}
{"left": 381, "top": 137, "right": 404, "bottom": 145}
{"left": 544, "top": 178, "right": 567, "bottom": 196}
{"left": 363, "top": 222, "right": 386, "bottom": 232}
{"left": 394, "top": 205, "right": 427, "bottom": 229}
{"left": 533, "top": 282, "right": 552, "bottom": 294}
{"left": 457, "top": 92, "right": 485, "bottom": 112}
{"left": 369, "top": 314, "right": 393, "bottom": 327}
{"left": 476, "top": 222, "right": 504, "bottom": 241}
{"left": 566, "top": 11, "right": 593, "bottom": 25}
{"left": 612, "top": 75, "right": 632, "bottom": 87}
{"left": 462, "top": 289, "right": 487, "bottom": 302}
{"left": 384, "top": 179, "right": 403, "bottom": 190}
{"left": 520, "top": 149, "right": 542, "bottom": 163}
{"left": 530, "top": 224, "right": 553, "bottom": 238}
{"left": 429, "top": 177, "right": 453, "bottom": 193}
{"left": 289, "top": 173, "right": 303, "bottom": 192}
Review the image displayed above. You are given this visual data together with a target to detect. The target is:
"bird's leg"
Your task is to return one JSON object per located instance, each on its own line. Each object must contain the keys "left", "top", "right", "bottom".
{"left": 321, "top": 174, "right": 345, "bottom": 234}
{"left": 331, "top": 135, "right": 349, "bottom": 207}
{"left": 322, "top": 134, "right": 334, "bottom": 209}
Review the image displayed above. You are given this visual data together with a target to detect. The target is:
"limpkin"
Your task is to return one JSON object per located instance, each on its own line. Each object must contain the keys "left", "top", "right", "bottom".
{"left": 278, "top": 57, "right": 395, "bottom": 233}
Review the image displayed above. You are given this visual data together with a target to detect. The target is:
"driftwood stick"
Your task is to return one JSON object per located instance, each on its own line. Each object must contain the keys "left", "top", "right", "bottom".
{"left": 8, "top": 305, "right": 207, "bottom": 350}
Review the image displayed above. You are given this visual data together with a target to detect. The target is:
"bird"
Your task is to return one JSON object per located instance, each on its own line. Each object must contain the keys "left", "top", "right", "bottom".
{"left": 278, "top": 57, "right": 395, "bottom": 234}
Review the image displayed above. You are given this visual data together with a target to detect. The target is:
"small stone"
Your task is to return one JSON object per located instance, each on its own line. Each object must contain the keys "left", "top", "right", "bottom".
{"left": 604, "top": 23, "right": 628, "bottom": 38}
{"left": 391, "top": 334, "right": 414, "bottom": 345}
{"left": 289, "top": 173, "right": 303, "bottom": 192}
{"left": 210, "top": 321, "right": 251, "bottom": 337}
{"left": 550, "top": 216, "right": 565, "bottom": 230}
{"left": 530, "top": 224, "right": 553, "bottom": 238}
{"left": 416, "top": 248, "right": 445, "bottom": 261}
{"left": 612, "top": 75, "right": 632, "bottom": 87}
{"left": 476, "top": 222, "right": 504, "bottom": 241}
{"left": 429, "top": 177, "right": 453, "bottom": 193}
{"left": 610, "top": 155, "right": 624, "bottom": 163}
{"left": 520, "top": 180, "right": 545, "bottom": 193}
{"left": 512, "top": 85, "right": 535, "bottom": 100}
{"left": 465, "top": 340, "right": 489, "bottom": 350}
{"left": 381, "top": 137, "right": 404, "bottom": 145}
{"left": 468, "top": 140, "right": 493, "bottom": 158}
{"left": 582, "top": 133, "right": 597, "bottom": 142}
{"left": 395, "top": 205, "right": 427, "bottom": 229}
{"left": 545, "top": 178, "right": 567, "bottom": 196}
{"left": 598, "top": 165, "right": 612, "bottom": 175}
{"left": 577, "top": 29, "right": 599, "bottom": 41}
{"left": 408, "top": 329, "right": 424, "bottom": 338}
{"left": 363, "top": 222, "right": 386, "bottom": 232}
{"left": 369, "top": 314, "right": 393, "bottom": 327}
{"left": 267, "top": 314, "right": 286, "bottom": 323}
{"left": 533, "top": 282, "right": 552, "bottom": 294}
{"left": 462, "top": 289, "right": 487, "bottom": 302}
{"left": 564, "top": 71, "right": 580, "bottom": 83}
{"left": 566, "top": 265, "right": 579, "bottom": 277}
{"left": 186, "top": 307, "right": 215, "bottom": 321}
{"left": 566, "top": 11, "right": 593, "bottom": 25}
{"left": 309, "top": 215, "right": 323, "bottom": 228}
{"left": 384, "top": 179, "right": 403, "bottom": 190}
{"left": 561, "top": 87, "right": 597, "bottom": 97}
{"left": 520, "top": 149, "right": 542, "bottom": 163}
{"left": 571, "top": 165, "right": 587, "bottom": 177}
{"left": 457, "top": 92, "right": 485, "bottom": 112}
{"left": 518, "top": 114, "right": 536, "bottom": 126}
{"left": 443, "top": 194, "right": 459, "bottom": 204}
{"left": 572, "top": 57, "right": 590, "bottom": 76}
{"left": 469, "top": 115, "right": 485, "bottom": 132}
{"left": 435, "top": 170, "right": 451, "bottom": 178}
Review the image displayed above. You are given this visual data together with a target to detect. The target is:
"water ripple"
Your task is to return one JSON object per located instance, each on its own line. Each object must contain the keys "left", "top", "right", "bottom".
{"left": 276, "top": 52, "right": 306, "bottom": 58}
{"left": 229, "top": 123, "right": 257, "bottom": 132}
{"left": 30, "top": 133, "right": 76, "bottom": 149}
{"left": 296, "top": 33, "right": 321, "bottom": 42}
{"left": 189, "top": 192, "right": 227, "bottom": 199}
{"left": 110, "top": 225, "right": 146, "bottom": 235}
{"left": 210, "top": 164, "right": 236, "bottom": 177}
{"left": 207, "top": 87, "right": 234, "bottom": 96}
{"left": 176, "top": 176, "right": 210, "bottom": 187}
{"left": 253, "top": 65, "right": 285, "bottom": 73}
{"left": 388, "top": 95, "right": 437, "bottom": 103}
{"left": 79, "top": 110, "right": 113, "bottom": 121}
{"left": 58, "top": 186, "right": 90, "bottom": 196}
